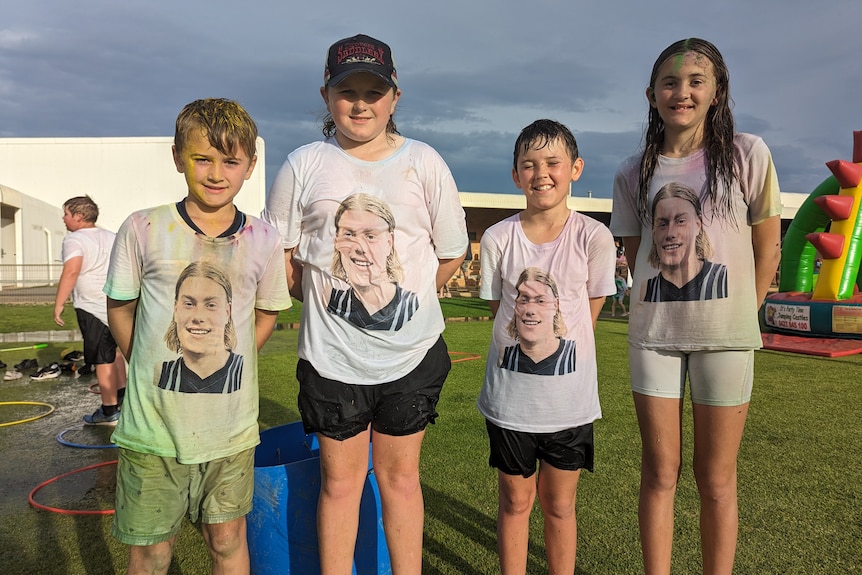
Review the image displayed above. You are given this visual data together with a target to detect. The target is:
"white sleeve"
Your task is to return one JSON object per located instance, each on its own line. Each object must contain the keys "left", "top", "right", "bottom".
{"left": 479, "top": 230, "right": 503, "bottom": 301}
{"left": 262, "top": 155, "right": 303, "bottom": 250}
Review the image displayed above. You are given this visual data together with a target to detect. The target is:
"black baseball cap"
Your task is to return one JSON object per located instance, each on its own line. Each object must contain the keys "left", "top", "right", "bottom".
{"left": 324, "top": 34, "right": 398, "bottom": 88}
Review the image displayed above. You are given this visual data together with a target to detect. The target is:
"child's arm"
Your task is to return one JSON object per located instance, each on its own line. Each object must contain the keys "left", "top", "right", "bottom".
{"left": 588, "top": 296, "right": 606, "bottom": 329}
{"left": 436, "top": 255, "right": 466, "bottom": 291}
{"left": 53, "top": 256, "right": 82, "bottom": 326}
{"left": 751, "top": 214, "right": 782, "bottom": 307}
{"left": 621, "top": 237, "right": 641, "bottom": 275}
{"left": 107, "top": 297, "right": 139, "bottom": 360}
{"left": 285, "top": 247, "right": 304, "bottom": 302}
{"left": 255, "top": 309, "right": 279, "bottom": 351}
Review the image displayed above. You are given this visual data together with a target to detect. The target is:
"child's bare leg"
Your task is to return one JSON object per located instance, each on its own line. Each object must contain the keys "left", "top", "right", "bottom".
{"left": 537, "top": 464, "right": 581, "bottom": 574}
{"left": 497, "top": 471, "right": 536, "bottom": 574}
{"left": 317, "top": 430, "right": 371, "bottom": 574}
{"left": 373, "top": 430, "right": 427, "bottom": 575}
{"left": 201, "top": 517, "right": 249, "bottom": 574}
{"left": 128, "top": 539, "right": 175, "bottom": 575}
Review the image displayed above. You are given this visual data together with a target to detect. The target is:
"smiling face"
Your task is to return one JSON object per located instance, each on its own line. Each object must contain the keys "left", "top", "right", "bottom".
{"left": 512, "top": 137, "right": 583, "bottom": 214}
{"left": 513, "top": 279, "right": 559, "bottom": 345}
{"left": 652, "top": 195, "right": 702, "bottom": 272}
{"left": 173, "top": 275, "right": 232, "bottom": 357}
{"left": 334, "top": 208, "right": 394, "bottom": 288}
{"left": 321, "top": 72, "right": 400, "bottom": 152}
{"left": 172, "top": 129, "right": 256, "bottom": 216}
{"left": 648, "top": 51, "right": 719, "bottom": 143}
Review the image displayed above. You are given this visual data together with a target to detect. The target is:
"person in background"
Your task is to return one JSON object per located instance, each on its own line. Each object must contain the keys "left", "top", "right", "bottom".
{"left": 611, "top": 267, "right": 630, "bottom": 317}
{"left": 54, "top": 195, "right": 127, "bottom": 425}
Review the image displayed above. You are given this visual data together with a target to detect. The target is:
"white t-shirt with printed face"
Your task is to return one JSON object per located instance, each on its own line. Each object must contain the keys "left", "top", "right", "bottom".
{"left": 610, "top": 133, "right": 781, "bottom": 351}
{"left": 104, "top": 204, "right": 291, "bottom": 464}
{"left": 263, "top": 138, "right": 468, "bottom": 384}
{"left": 478, "top": 210, "right": 616, "bottom": 433}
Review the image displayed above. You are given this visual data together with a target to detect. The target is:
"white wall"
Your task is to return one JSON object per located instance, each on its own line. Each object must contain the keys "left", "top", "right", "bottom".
{"left": 0, "top": 137, "right": 266, "bottom": 233}
{"left": 0, "top": 184, "right": 65, "bottom": 285}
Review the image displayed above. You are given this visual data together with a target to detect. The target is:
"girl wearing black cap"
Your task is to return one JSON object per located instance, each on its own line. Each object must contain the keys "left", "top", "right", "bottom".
{"left": 263, "top": 34, "right": 468, "bottom": 574}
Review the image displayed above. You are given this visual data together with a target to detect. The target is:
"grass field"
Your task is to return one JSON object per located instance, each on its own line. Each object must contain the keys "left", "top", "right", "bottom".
{"left": 0, "top": 303, "right": 859, "bottom": 574}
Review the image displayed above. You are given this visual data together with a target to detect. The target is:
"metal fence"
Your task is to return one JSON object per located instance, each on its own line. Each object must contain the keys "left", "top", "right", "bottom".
{"left": 0, "top": 264, "right": 64, "bottom": 304}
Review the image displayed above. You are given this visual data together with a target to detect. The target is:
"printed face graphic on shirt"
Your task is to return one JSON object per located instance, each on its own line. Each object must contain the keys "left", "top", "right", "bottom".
{"left": 500, "top": 269, "right": 575, "bottom": 375}
{"left": 652, "top": 195, "right": 701, "bottom": 275}
{"left": 334, "top": 208, "right": 394, "bottom": 288}
{"left": 327, "top": 194, "right": 418, "bottom": 331}
{"left": 174, "top": 275, "right": 232, "bottom": 358}
{"left": 513, "top": 279, "right": 559, "bottom": 346}
{"left": 644, "top": 189, "right": 728, "bottom": 302}
{"left": 160, "top": 262, "right": 243, "bottom": 393}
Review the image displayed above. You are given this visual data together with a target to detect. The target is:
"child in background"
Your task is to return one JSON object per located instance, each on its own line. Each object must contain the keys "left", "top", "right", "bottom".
{"left": 610, "top": 38, "right": 781, "bottom": 575}
{"left": 53, "top": 195, "right": 127, "bottom": 423}
{"left": 478, "top": 119, "right": 616, "bottom": 573}
{"left": 105, "top": 98, "right": 291, "bottom": 574}
{"left": 263, "top": 34, "right": 467, "bottom": 574}
{"left": 611, "top": 269, "right": 629, "bottom": 317}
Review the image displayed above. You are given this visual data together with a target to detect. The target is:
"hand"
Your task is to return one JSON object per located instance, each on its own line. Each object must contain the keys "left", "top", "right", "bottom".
{"left": 53, "top": 305, "right": 65, "bottom": 327}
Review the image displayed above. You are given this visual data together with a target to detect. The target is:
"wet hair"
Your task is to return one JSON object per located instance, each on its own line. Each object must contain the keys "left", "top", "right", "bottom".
{"left": 164, "top": 261, "right": 237, "bottom": 353}
{"left": 638, "top": 38, "right": 737, "bottom": 228}
{"left": 174, "top": 98, "right": 258, "bottom": 160}
{"left": 63, "top": 195, "right": 99, "bottom": 223}
{"left": 647, "top": 182, "right": 714, "bottom": 268}
{"left": 506, "top": 267, "right": 567, "bottom": 339}
{"left": 331, "top": 193, "right": 404, "bottom": 283}
{"left": 513, "top": 119, "right": 579, "bottom": 170}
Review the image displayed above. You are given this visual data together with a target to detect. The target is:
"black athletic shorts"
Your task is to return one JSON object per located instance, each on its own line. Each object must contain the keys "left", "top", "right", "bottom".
{"left": 486, "top": 419, "right": 595, "bottom": 478}
{"left": 297, "top": 336, "right": 450, "bottom": 441}
{"left": 75, "top": 308, "right": 118, "bottom": 365}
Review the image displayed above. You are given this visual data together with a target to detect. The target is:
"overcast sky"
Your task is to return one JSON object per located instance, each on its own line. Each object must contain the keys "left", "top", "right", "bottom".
{"left": 2, "top": 0, "right": 860, "bottom": 201}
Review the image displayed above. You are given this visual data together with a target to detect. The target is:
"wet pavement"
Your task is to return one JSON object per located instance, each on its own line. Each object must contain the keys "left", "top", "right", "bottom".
{"left": 0, "top": 364, "right": 116, "bottom": 518}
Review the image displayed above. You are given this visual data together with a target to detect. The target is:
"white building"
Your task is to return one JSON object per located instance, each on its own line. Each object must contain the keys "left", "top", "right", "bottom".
{"left": 0, "top": 136, "right": 267, "bottom": 234}
{"left": 0, "top": 137, "right": 267, "bottom": 292}
{"left": 1, "top": 136, "right": 810, "bottom": 278}
{"left": 0, "top": 184, "right": 66, "bottom": 280}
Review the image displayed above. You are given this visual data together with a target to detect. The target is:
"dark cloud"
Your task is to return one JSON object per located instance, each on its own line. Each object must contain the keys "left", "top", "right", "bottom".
{"left": 1, "top": 0, "right": 860, "bottom": 204}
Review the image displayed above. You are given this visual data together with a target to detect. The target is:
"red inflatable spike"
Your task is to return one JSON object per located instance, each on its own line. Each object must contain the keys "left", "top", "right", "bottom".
{"left": 826, "top": 159, "right": 862, "bottom": 188}
{"left": 853, "top": 131, "right": 862, "bottom": 164}
{"left": 805, "top": 232, "right": 845, "bottom": 259}
{"left": 813, "top": 194, "right": 855, "bottom": 220}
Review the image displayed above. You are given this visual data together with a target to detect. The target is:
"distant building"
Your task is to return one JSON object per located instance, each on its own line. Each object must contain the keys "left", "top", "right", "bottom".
{"left": 0, "top": 137, "right": 810, "bottom": 273}
{"left": 0, "top": 137, "right": 267, "bottom": 234}
{"left": 0, "top": 184, "right": 65, "bottom": 285}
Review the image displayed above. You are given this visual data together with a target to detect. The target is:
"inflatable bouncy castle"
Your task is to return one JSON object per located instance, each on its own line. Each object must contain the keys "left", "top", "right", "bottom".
{"left": 762, "top": 131, "right": 862, "bottom": 340}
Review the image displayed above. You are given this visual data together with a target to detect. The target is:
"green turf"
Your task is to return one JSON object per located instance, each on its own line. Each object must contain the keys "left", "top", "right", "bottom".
{"left": 0, "top": 304, "right": 859, "bottom": 574}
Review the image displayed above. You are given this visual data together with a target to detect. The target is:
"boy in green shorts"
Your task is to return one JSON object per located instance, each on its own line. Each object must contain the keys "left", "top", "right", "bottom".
{"left": 105, "top": 98, "right": 291, "bottom": 574}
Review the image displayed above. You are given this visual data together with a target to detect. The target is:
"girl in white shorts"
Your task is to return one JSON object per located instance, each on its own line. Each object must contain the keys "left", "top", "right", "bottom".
{"left": 611, "top": 38, "right": 782, "bottom": 575}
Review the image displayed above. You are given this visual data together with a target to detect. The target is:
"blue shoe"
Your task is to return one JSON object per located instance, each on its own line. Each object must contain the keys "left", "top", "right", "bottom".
{"left": 83, "top": 407, "right": 119, "bottom": 426}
